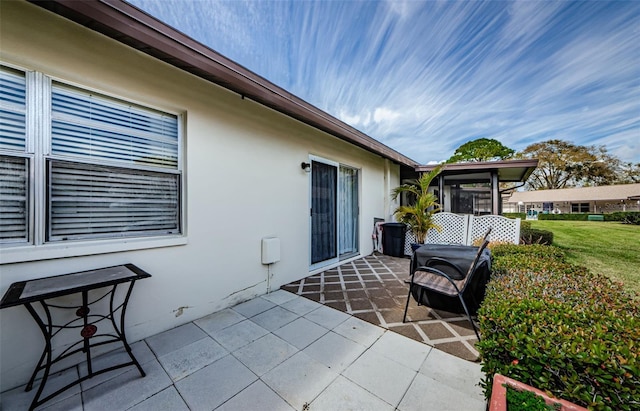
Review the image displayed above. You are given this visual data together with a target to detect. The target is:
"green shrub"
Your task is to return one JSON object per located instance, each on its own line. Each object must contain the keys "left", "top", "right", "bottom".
{"left": 520, "top": 228, "right": 554, "bottom": 245}
{"left": 520, "top": 221, "right": 532, "bottom": 230}
{"left": 507, "top": 386, "right": 559, "bottom": 411}
{"left": 478, "top": 244, "right": 640, "bottom": 410}
{"left": 623, "top": 214, "right": 640, "bottom": 225}
{"left": 537, "top": 212, "right": 640, "bottom": 222}
{"left": 489, "top": 243, "right": 565, "bottom": 261}
{"left": 606, "top": 212, "right": 640, "bottom": 224}
{"left": 538, "top": 213, "right": 591, "bottom": 221}
{"left": 504, "top": 212, "right": 526, "bottom": 220}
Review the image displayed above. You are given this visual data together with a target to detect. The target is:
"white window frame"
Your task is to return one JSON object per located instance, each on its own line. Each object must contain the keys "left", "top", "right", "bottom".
{"left": 0, "top": 65, "right": 186, "bottom": 264}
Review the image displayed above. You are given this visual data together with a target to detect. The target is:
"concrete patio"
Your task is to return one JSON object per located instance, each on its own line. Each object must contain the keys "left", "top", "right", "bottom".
{"left": 1, "top": 290, "right": 486, "bottom": 411}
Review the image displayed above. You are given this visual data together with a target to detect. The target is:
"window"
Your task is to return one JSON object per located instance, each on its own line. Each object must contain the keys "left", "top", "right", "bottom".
{"left": 571, "top": 203, "right": 589, "bottom": 213}
{"left": 0, "top": 66, "right": 182, "bottom": 249}
{"left": 0, "top": 67, "right": 28, "bottom": 244}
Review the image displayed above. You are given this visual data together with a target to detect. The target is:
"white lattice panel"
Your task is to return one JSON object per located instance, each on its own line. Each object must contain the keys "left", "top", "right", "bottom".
{"left": 404, "top": 231, "right": 416, "bottom": 256}
{"left": 425, "top": 212, "right": 470, "bottom": 245}
{"left": 468, "top": 215, "right": 520, "bottom": 245}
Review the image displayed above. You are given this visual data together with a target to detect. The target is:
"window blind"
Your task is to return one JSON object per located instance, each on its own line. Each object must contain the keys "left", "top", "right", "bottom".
{"left": 0, "top": 156, "right": 28, "bottom": 243}
{"left": 51, "top": 84, "right": 178, "bottom": 169}
{"left": 48, "top": 160, "right": 180, "bottom": 240}
{"left": 0, "top": 68, "right": 26, "bottom": 152}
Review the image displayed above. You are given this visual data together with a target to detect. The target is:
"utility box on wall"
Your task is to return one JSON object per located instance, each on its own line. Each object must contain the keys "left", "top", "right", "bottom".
{"left": 261, "top": 237, "right": 281, "bottom": 264}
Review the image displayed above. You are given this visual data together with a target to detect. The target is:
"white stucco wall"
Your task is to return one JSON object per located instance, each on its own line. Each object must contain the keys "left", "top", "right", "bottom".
{"left": 0, "top": 1, "right": 401, "bottom": 391}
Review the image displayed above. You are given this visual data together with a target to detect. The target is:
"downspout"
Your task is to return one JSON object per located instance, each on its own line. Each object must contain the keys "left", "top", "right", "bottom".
{"left": 384, "top": 159, "right": 392, "bottom": 221}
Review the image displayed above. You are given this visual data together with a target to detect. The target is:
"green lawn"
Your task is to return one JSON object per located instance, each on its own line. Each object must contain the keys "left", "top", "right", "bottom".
{"left": 529, "top": 220, "right": 640, "bottom": 295}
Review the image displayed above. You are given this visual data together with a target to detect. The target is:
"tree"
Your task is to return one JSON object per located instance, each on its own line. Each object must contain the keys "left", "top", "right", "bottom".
{"left": 516, "top": 139, "right": 621, "bottom": 190}
{"left": 618, "top": 162, "right": 640, "bottom": 183}
{"left": 447, "top": 138, "right": 515, "bottom": 163}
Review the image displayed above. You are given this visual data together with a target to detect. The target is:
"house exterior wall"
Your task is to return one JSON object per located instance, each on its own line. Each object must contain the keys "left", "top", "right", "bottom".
{"left": 505, "top": 201, "right": 639, "bottom": 215}
{"left": 0, "top": 1, "right": 400, "bottom": 390}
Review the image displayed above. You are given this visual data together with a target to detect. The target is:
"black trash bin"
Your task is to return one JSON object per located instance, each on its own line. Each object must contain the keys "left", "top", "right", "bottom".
{"left": 382, "top": 223, "right": 407, "bottom": 257}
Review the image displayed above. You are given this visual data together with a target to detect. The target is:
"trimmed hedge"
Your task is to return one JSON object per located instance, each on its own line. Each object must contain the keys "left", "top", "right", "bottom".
{"left": 537, "top": 212, "right": 640, "bottom": 222}
{"left": 478, "top": 244, "right": 639, "bottom": 410}
{"left": 607, "top": 211, "right": 640, "bottom": 224}
{"left": 622, "top": 214, "right": 640, "bottom": 225}
{"left": 504, "top": 212, "right": 640, "bottom": 222}
{"left": 520, "top": 228, "right": 553, "bottom": 245}
{"left": 538, "top": 213, "right": 592, "bottom": 221}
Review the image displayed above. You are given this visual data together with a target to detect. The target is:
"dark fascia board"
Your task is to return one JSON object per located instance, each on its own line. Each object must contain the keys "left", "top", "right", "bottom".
{"left": 29, "top": 0, "right": 418, "bottom": 167}
{"left": 416, "top": 159, "right": 539, "bottom": 182}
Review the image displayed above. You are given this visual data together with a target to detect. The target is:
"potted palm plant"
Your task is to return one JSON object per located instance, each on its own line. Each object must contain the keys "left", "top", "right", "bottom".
{"left": 391, "top": 166, "right": 442, "bottom": 249}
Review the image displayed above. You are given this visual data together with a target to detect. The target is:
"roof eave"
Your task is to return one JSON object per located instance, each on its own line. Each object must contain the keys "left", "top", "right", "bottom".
{"left": 415, "top": 159, "right": 539, "bottom": 182}
{"left": 29, "top": 0, "right": 418, "bottom": 167}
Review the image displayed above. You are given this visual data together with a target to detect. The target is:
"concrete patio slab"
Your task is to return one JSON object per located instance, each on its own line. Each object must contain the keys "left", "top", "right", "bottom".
{"left": 231, "top": 297, "right": 276, "bottom": 318}
{"left": 0, "top": 367, "right": 81, "bottom": 411}
{"left": 342, "top": 349, "right": 418, "bottom": 407}
{"left": 127, "top": 386, "right": 189, "bottom": 411}
{"left": 1, "top": 287, "right": 486, "bottom": 410}
{"left": 194, "top": 308, "right": 246, "bottom": 334}
{"left": 419, "top": 347, "right": 485, "bottom": 399}
{"left": 303, "top": 303, "right": 351, "bottom": 329}
{"left": 279, "top": 295, "right": 324, "bottom": 316}
{"left": 398, "top": 372, "right": 486, "bottom": 411}
{"left": 261, "top": 352, "right": 338, "bottom": 410}
{"left": 333, "top": 316, "right": 386, "bottom": 346}
{"left": 369, "top": 330, "right": 432, "bottom": 372}
{"left": 79, "top": 341, "right": 156, "bottom": 391}
{"left": 216, "top": 381, "right": 294, "bottom": 411}
{"left": 303, "top": 331, "right": 368, "bottom": 373}
{"left": 145, "top": 323, "right": 207, "bottom": 357}
{"left": 272, "top": 317, "right": 329, "bottom": 349}
{"left": 174, "top": 355, "right": 256, "bottom": 411}
{"left": 231, "top": 333, "right": 298, "bottom": 376}
{"left": 157, "top": 337, "right": 228, "bottom": 381}
{"left": 249, "top": 306, "right": 299, "bottom": 331}
{"left": 208, "top": 319, "right": 269, "bottom": 352}
{"left": 82, "top": 360, "right": 172, "bottom": 411}
{"left": 311, "top": 375, "right": 395, "bottom": 411}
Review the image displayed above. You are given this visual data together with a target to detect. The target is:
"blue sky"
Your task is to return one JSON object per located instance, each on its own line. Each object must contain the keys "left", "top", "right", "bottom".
{"left": 129, "top": 0, "right": 640, "bottom": 164}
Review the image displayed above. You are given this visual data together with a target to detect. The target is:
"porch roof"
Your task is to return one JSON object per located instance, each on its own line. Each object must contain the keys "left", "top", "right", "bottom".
{"left": 416, "top": 159, "right": 539, "bottom": 182}
{"left": 30, "top": 0, "right": 418, "bottom": 168}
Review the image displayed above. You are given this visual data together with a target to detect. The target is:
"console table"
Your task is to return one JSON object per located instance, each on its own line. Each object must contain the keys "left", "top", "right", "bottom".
{"left": 0, "top": 264, "right": 151, "bottom": 410}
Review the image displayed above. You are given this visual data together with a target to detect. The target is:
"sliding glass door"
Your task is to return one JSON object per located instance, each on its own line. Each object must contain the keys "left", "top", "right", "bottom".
{"left": 310, "top": 160, "right": 337, "bottom": 265}
{"left": 310, "top": 157, "right": 359, "bottom": 269}
{"left": 338, "top": 166, "right": 359, "bottom": 258}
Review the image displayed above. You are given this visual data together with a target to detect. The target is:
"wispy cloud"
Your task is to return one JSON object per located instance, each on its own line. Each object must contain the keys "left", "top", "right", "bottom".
{"left": 130, "top": 0, "right": 640, "bottom": 164}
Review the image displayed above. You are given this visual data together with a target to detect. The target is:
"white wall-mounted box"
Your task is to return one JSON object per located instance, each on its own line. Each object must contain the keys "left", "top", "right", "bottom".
{"left": 261, "top": 237, "right": 281, "bottom": 264}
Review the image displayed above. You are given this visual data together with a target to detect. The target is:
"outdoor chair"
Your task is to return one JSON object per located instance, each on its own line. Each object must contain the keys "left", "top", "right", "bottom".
{"left": 402, "top": 228, "right": 492, "bottom": 340}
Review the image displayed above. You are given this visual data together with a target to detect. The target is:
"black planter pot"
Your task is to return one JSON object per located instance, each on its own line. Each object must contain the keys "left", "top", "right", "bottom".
{"left": 410, "top": 243, "right": 423, "bottom": 252}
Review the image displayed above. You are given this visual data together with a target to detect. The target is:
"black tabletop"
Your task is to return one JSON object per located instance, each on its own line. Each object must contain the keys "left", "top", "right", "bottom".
{"left": 0, "top": 264, "right": 151, "bottom": 309}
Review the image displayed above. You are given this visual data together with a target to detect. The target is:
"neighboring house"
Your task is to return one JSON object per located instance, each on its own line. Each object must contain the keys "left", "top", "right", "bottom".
{"left": 505, "top": 183, "right": 640, "bottom": 214}
{"left": 415, "top": 160, "right": 538, "bottom": 215}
